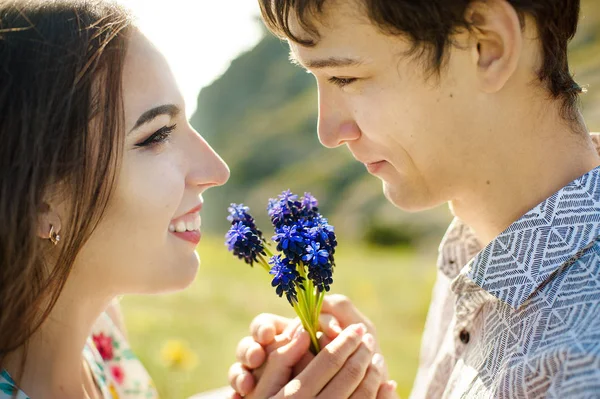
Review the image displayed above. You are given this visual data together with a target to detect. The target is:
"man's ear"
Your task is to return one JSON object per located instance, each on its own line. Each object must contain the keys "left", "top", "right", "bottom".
{"left": 37, "top": 202, "right": 62, "bottom": 241}
{"left": 466, "top": 0, "right": 522, "bottom": 94}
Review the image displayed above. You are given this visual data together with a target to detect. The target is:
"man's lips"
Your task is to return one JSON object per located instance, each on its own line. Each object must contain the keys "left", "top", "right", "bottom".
{"left": 364, "top": 160, "right": 387, "bottom": 174}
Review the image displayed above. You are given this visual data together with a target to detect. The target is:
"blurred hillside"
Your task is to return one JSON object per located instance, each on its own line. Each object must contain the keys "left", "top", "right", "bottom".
{"left": 191, "top": 1, "right": 600, "bottom": 243}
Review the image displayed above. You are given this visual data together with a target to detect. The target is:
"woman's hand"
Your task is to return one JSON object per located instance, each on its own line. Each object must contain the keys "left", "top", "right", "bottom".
{"left": 228, "top": 295, "right": 397, "bottom": 398}
{"left": 231, "top": 323, "right": 394, "bottom": 398}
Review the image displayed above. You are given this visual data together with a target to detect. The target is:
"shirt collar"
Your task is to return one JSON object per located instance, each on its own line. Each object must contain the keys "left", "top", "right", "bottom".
{"left": 461, "top": 165, "right": 600, "bottom": 310}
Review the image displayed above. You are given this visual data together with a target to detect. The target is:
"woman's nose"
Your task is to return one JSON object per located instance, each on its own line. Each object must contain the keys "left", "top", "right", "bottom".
{"left": 185, "top": 126, "right": 230, "bottom": 188}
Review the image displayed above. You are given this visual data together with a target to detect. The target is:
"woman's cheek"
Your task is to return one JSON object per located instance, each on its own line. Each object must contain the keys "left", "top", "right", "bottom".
{"left": 121, "top": 153, "right": 184, "bottom": 233}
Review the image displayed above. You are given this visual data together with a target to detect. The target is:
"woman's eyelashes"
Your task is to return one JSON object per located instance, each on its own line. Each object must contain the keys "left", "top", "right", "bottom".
{"left": 135, "top": 124, "right": 177, "bottom": 148}
{"left": 328, "top": 76, "right": 357, "bottom": 88}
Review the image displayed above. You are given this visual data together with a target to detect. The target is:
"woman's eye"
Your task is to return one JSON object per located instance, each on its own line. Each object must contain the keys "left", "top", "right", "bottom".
{"left": 135, "top": 124, "right": 177, "bottom": 148}
{"left": 328, "top": 76, "right": 357, "bottom": 88}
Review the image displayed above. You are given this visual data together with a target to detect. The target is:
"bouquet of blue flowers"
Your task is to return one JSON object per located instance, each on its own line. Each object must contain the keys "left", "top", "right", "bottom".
{"left": 225, "top": 190, "right": 337, "bottom": 353}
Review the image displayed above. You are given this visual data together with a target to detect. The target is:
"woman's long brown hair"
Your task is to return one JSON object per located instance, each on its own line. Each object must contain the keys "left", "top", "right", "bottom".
{"left": 0, "top": 0, "right": 132, "bottom": 377}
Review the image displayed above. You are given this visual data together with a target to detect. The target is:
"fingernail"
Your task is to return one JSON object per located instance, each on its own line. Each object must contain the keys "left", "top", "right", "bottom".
{"left": 387, "top": 380, "right": 397, "bottom": 391}
{"left": 257, "top": 325, "right": 268, "bottom": 341}
{"left": 372, "top": 353, "right": 385, "bottom": 369}
{"left": 293, "top": 326, "right": 305, "bottom": 339}
{"left": 331, "top": 322, "right": 342, "bottom": 334}
{"left": 235, "top": 373, "right": 247, "bottom": 396}
{"left": 353, "top": 323, "right": 367, "bottom": 335}
{"left": 362, "top": 333, "right": 376, "bottom": 352}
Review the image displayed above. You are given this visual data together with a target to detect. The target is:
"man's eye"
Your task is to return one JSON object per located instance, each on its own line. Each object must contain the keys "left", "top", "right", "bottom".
{"left": 135, "top": 124, "right": 177, "bottom": 148}
{"left": 328, "top": 77, "right": 357, "bottom": 88}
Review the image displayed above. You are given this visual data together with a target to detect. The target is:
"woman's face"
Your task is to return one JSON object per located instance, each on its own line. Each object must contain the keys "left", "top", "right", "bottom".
{"left": 71, "top": 31, "right": 230, "bottom": 295}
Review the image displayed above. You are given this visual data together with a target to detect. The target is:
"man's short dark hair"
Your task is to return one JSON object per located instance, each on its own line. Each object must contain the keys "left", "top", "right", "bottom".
{"left": 259, "top": 0, "right": 583, "bottom": 122}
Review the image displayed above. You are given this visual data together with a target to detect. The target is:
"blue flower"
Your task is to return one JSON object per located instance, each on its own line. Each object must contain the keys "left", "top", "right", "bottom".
{"left": 225, "top": 222, "right": 250, "bottom": 251}
{"left": 269, "top": 255, "right": 304, "bottom": 304}
{"left": 307, "top": 263, "right": 334, "bottom": 293}
{"left": 268, "top": 190, "right": 303, "bottom": 228}
{"left": 278, "top": 189, "right": 298, "bottom": 204}
{"left": 302, "top": 241, "right": 334, "bottom": 291}
{"left": 225, "top": 221, "right": 266, "bottom": 266}
{"left": 301, "top": 216, "right": 337, "bottom": 265}
{"left": 273, "top": 224, "right": 306, "bottom": 261}
{"left": 300, "top": 192, "right": 319, "bottom": 217}
{"left": 302, "top": 242, "right": 329, "bottom": 267}
{"left": 301, "top": 192, "right": 318, "bottom": 209}
{"left": 267, "top": 198, "right": 280, "bottom": 217}
{"left": 227, "top": 203, "right": 250, "bottom": 223}
{"left": 227, "top": 203, "right": 263, "bottom": 239}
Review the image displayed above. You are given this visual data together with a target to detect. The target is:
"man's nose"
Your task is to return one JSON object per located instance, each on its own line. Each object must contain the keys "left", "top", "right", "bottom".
{"left": 317, "top": 88, "right": 361, "bottom": 148}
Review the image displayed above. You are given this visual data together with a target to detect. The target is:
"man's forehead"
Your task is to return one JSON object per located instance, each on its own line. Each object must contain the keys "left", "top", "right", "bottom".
{"left": 288, "top": 47, "right": 367, "bottom": 70}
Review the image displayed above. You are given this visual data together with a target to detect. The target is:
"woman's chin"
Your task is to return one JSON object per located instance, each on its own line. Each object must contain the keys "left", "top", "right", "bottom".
{"left": 139, "top": 255, "right": 200, "bottom": 294}
{"left": 168, "top": 255, "right": 200, "bottom": 292}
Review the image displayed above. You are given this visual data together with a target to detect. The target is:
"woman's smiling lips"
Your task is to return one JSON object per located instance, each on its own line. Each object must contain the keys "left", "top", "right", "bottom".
{"left": 169, "top": 204, "right": 202, "bottom": 245}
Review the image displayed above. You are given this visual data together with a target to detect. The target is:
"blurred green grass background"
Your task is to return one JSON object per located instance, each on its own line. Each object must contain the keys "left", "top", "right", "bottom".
{"left": 121, "top": 235, "right": 438, "bottom": 398}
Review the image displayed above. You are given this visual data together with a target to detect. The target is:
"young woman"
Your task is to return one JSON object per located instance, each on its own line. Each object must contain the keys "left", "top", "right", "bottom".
{"left": 0, "top": 1, "right": 383, "bottom": 398}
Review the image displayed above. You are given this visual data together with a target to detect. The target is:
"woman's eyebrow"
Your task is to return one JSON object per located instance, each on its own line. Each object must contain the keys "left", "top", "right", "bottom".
{"left": 129, "top": 104, "right": 180, "bottom": 133}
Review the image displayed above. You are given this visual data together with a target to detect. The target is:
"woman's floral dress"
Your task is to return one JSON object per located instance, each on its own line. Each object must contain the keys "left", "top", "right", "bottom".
{"left": 0, "top": 312, "right": 158, "bottom": 399}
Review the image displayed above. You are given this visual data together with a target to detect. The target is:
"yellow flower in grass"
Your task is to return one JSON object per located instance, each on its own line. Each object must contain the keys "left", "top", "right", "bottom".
{"left": 160, "top": 339, "right": 198, "bottom": 371}
{"left": 109, "top": 383, "right": 120, "bottom": 399}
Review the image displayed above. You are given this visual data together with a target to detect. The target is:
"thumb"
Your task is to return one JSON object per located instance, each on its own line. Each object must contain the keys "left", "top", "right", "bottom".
{"left": 251, "top": 330, "right": 310, "bottom": 399}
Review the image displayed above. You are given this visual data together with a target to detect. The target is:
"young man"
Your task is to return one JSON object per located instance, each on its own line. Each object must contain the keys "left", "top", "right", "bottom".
{"left": 228, "top": 0, "right": 600, "bottom": 397}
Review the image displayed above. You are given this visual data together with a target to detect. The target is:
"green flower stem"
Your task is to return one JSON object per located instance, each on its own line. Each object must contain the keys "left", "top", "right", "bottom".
{"left": 263, "top": 245, "right": 275, "bottom": 258}
{"left": 258, "top": 253, "right": 322, "bottom": 354}
{"left": 294, "top": 262, "right": 320, "bottom": 354}
{"left": 291, "top": 299, "right": 320, "bottom": 354}
{"left": 314, "top": 290, "right": 325, "bottom": 333}
{"left": 257, "top": 254, "right": 272, "bottom": 273}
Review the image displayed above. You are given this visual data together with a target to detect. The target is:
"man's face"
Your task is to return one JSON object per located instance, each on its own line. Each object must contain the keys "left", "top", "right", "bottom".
{"left": 289, "top": 2, "right": 488, "bottom": 212}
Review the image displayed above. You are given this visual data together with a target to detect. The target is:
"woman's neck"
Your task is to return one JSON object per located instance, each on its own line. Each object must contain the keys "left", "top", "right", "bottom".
{"left": 3, "top": 281, "right": 114, "bottom": 399}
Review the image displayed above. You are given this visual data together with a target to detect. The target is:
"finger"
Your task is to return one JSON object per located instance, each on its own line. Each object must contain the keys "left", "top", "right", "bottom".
{"left": 252, "top": 330, "right": 311, "bottom": 399}
{"left": 228, "top": 362, "right": 255, "bottom": 396}
{"left": 317, "top": 333, "right": 377, "bottom": 398}
{"left": 236, "top": 336, "right": 266, "bottom": 369}
{"left": 321, "top": 295, "right": 374, "bottom": 334}
{"left": 321, "top": 295, "right": 387, "bottom": 379}
{"left": 319, "top": 313, "right": 342, "bottom": 339}
{"left": 347, "top": 354, "right": 387, "bottom": 399}
{"left": 229, "top": 394, "right": 243, "bottom": 399}
{"left": 264, "top": 320, "right": 302, "bottom": 355}
{"left": 290, "top": 330, "right": 335, "bottom": 377}
{"left": 250, "top": 313, "right": 293, "bottom": 345}
{"left": 376, "top": 380, "right": 399, "bottom": 399}
{"left": 258, "top": 321, "right": 305, "bottom": 380}
{"left": 281, "top": 317, "right": 302, "bottom": 339}
{"left": 294, "top": 323, "right": 367, "bottom": 396}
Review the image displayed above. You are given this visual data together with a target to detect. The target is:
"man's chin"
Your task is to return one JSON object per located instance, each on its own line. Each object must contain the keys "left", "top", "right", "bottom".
{"left": 382, "top": 181, "right": 440, "bottom": 213}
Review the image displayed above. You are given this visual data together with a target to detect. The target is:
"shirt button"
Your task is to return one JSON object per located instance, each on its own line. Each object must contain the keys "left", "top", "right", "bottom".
{"left": 459, "top": 329, "right": 470, "bottom": 344}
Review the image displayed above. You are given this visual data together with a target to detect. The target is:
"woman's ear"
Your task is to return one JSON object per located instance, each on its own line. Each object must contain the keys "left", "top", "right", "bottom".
{"left": 37, "top": 202, "right": 62, "bottom": 243}
{"left": 467, "top": 0, "right": 522, "bottom": 94}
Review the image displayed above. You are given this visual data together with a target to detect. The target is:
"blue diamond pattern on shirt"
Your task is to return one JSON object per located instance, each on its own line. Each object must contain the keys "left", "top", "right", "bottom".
{"left": 464, "top": 166, "right": 600, "bottom": 309}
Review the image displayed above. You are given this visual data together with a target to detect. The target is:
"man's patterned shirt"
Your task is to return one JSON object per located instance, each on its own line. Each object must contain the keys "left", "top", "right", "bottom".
{"left": 411, "top": 136, "right": 600, "bottom": 398}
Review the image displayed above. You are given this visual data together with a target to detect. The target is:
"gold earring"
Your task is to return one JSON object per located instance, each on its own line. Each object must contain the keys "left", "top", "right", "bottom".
{"left": 48, "top": 224, "right": 61, "bottom": 245}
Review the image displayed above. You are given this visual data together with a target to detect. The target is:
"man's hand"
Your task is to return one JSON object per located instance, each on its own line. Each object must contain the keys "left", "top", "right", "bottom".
{"left": 230, "top": 322, "right": 396, "bottom": 398}
{"left": 228, "top": 295, "right": 397, "bottom": 398}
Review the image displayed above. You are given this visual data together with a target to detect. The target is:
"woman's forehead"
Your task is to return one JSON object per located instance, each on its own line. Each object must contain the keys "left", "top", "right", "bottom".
{"left": 121, "top": 31, "right": 185, "bottom": 130}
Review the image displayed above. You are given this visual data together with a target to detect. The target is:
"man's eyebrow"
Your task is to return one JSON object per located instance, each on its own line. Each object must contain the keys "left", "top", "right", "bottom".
{"left": 289, "top": 51, "right": 364, "bottom": 69}
{"left": 129, "top": 104, "right": 181, "bottom": 133}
